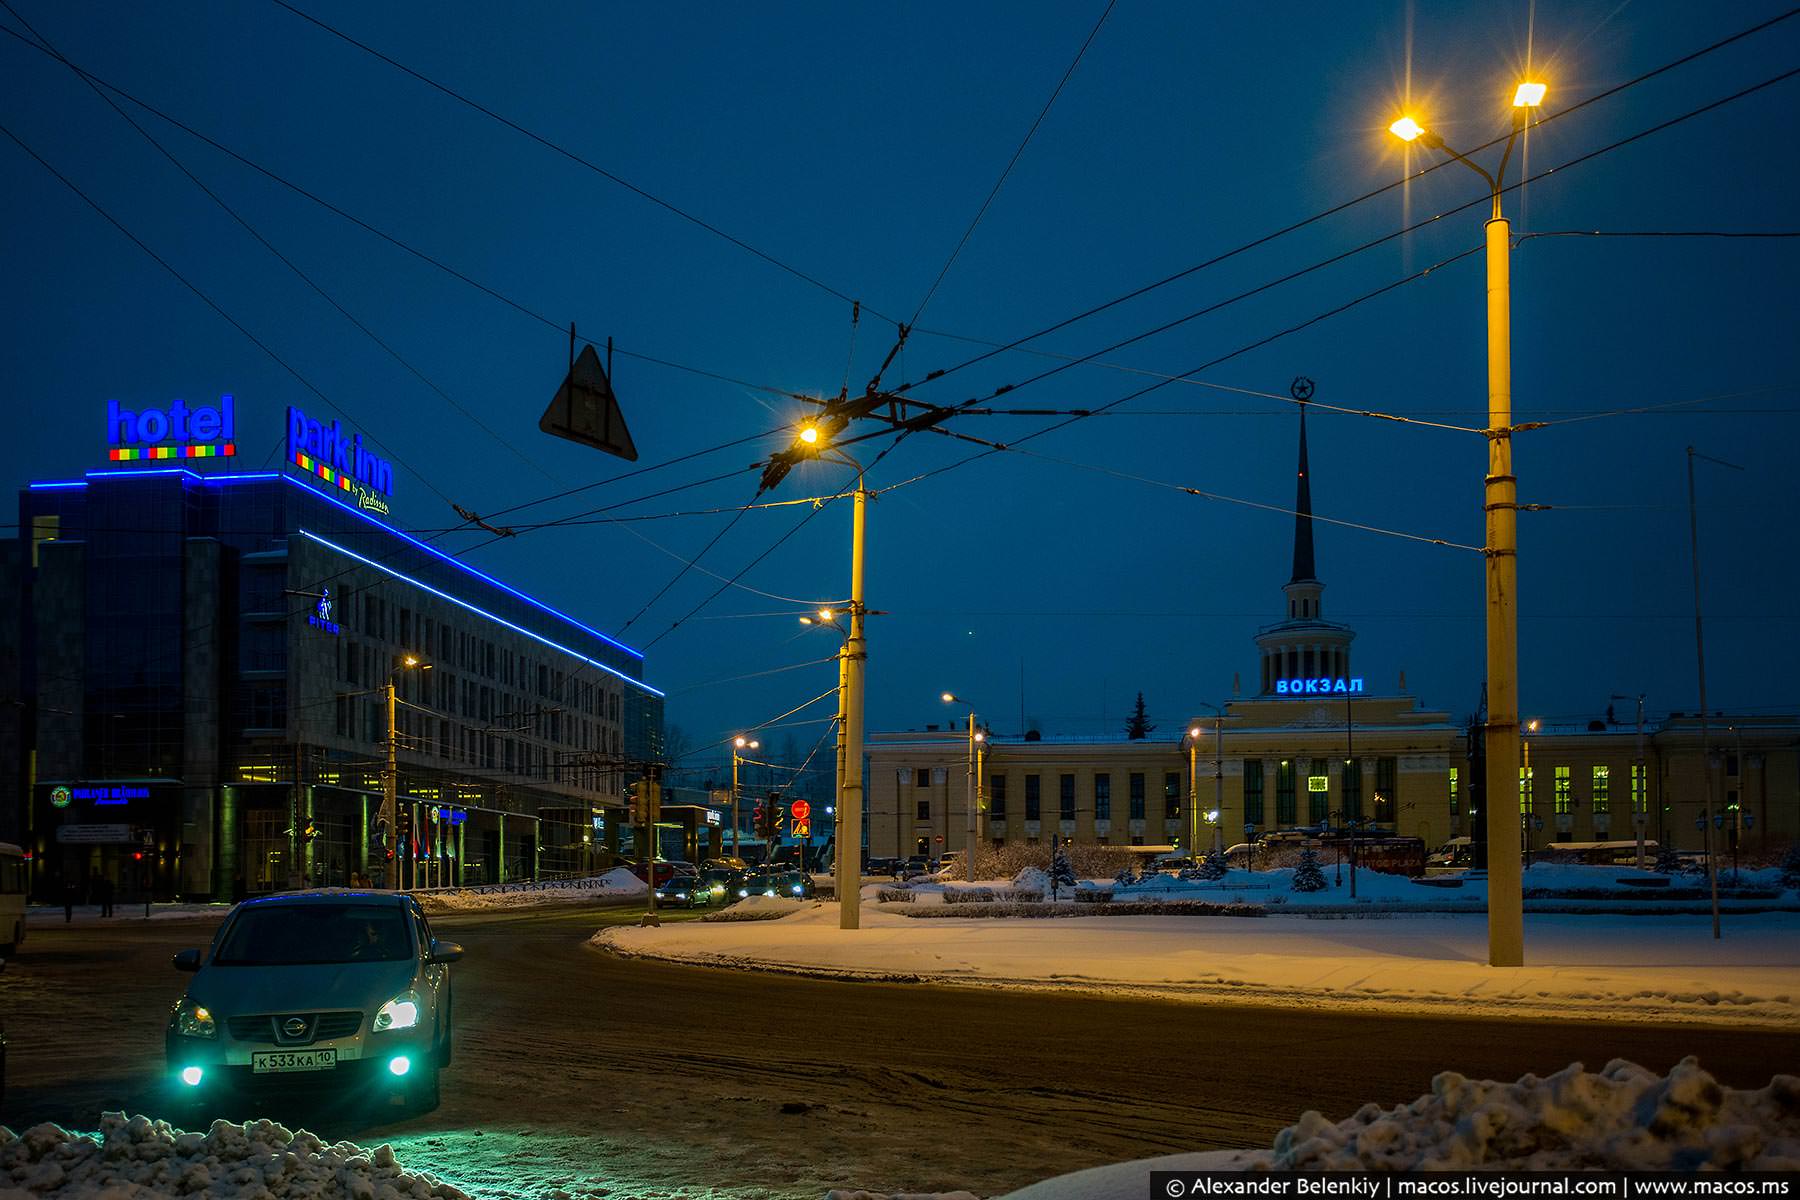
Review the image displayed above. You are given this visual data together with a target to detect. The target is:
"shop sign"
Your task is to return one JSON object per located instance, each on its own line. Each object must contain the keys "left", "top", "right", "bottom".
{"left": 288, "top": 405, "right": 393, "bottom": 516}
{"left": 73, "top": 784, "right": 150, "bottom": 805}
{"left": 56, "top": 824, "right": 132, "bottom": 844}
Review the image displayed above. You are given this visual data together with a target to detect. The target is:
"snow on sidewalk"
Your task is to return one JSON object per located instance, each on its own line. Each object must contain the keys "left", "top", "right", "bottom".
{"left": 416, "top": 867, "right": 645, "bottom": 914}
{"left": 595, "top": 902, "right": 1800, "bottom": 1026}
{"left": 0, "top": 1111, "right": 468, "bottom": 1199}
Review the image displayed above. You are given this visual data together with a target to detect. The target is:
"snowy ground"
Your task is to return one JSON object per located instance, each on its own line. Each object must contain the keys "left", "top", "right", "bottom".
{"left": 597, "top": 899, "right": 1800, "bottom": 1026}
{"left": 0, "top": 1111, "right": 469, "bottom": 1199}
{"left": 25, "top": 902, "right": 228, "bottom": 925}
{"left": 995, "top": 1056, "right": 1800, "bottom": 1198}
{"left": 415, "top": 868, "right": 645, "bottom": 914}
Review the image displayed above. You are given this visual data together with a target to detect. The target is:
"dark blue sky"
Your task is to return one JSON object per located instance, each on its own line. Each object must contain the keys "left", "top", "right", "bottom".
{"left": 3, "top": 1, "right": 1796, "bottom": 768}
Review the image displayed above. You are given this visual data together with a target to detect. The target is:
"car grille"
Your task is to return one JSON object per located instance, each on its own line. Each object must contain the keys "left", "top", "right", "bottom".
{"left": 226, "top": 1012, "right": 364, "bottom": 1043}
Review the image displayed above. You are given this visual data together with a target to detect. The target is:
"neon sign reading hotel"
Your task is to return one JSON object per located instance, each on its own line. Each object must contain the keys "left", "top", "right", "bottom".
{"left": 106, "top": 396, "right": 236, "bottom": 460}
{"left": 287, "top": 405, "right": 393, "bottom": 516}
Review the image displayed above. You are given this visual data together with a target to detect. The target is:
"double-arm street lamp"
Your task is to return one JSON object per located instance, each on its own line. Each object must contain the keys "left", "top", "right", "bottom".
{"left": 1185, "top": 706, "right": 1225, "bottom": 856}
{"left": 383, "top": 654, "right": 432, "bottom": 891}
{"left": 730, "top": 736, "right": 760, "bottom": 860}
{"left": 1389, "top": 78, "right": 1545, "bottom": 968}
{"left": 941, "top": 692, "right": 986, "bottom": 882}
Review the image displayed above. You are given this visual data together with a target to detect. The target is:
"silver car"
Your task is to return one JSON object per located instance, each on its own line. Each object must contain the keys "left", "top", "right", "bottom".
{"left": 166, "top": 891, "right": 461, "bottom": 1113}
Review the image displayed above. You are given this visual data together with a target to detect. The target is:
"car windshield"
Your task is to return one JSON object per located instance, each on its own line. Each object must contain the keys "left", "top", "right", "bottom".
{"left": 700, "top": 869, "right": 736, "bottom": 883}
{"left": 214, "top": 903, "right": 413, "bottom": 966}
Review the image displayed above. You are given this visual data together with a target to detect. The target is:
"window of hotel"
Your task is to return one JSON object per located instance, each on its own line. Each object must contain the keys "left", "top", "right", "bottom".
{"left": 1025, "top": 775, "right": 1041, "bottom": 821}
{"left": 1095, "top": 774, "right": 1112, "bottom": 821}
{"left": 1631, "top": 764, "right": 1647, "bottom": 815}
{"left": 1519, "top": 766, "right": 1535, "bottom": 813}
{"left": 989, "top": 775, "right": 1007, "bottom": 819}
{"left": 1163, "top": 772, "right": 1181, "bottom": 819}
{"left": 1243, "top": 759, "right": 1265, "bottom": 825}
{"left": 1591, "top": 765, "right": 1610, "bottom": 815}
{"left": 1130, "top": 773, "right": 1147, "bottom": 820}
{"left": 1276, "top": 760, "right": 1296, "bottom": 825}
{"left": 1309, "top": 758, "right": 1331, "bottom": 824}
{"left": 1059, "top": 774, "right": 1076, "bottom": 821}
{"left": 1553, "top": 766, "right": 1573, "bottom": 814}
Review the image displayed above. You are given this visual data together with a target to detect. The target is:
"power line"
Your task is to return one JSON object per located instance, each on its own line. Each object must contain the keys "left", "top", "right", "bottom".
{"left": 643, "top": 498, "right": 839, "bottom": 649}
{"left": 617, "top": 501, "right": 756, "bottom": 635}
{"left": 908, "top": 0, "right": 1114, "bottom": 328}
{"left": 887, "top": 8, "right": 1800, "bottom": 394}
{"left": 0, "top": 117, "right": 458, "bottom": 509}
{"left": 266, "top": 0, "right": 889, "bottom": 322}
{"left": 0, "top": 0, "right": 560, "bottom": 486}
{"left": 1516, "top": 229, "right": 1800, "bottom": 243}
{"left": 665, "top": 655, "right": 843, "bottom": 697}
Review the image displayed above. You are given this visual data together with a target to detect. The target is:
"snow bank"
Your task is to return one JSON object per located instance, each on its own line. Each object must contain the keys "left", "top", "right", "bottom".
{"left": 0, "top": 1111, "right": 468, "bottom": 1199}
{"left": 703, "top": 895, "right": 815, "bottom": 921}
{"left": 596, "top": 903, "right": 1800, "bottom": 1026}
{"left": 999, "top": 1058, "right": 1800, "bottom": 1197}
{"left": 27, "top": 902, "right": 228, "bottom": 924}
{"left": 417, "top": 868, "right": 644, "bottom": 913}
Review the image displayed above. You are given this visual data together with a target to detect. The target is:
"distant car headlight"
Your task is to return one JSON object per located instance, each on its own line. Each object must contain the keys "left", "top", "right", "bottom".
{"left": 674, "top": 891, "right": 688, "bottom": 900}
{"left": 373, "top": 990, "right": 421, "bottom": 1033}
{"left": 791, "top": 884, "right": 804, "bottom": 895}
{"left": 174, "top": 999, "right": 216, "bottom": 1039}
{"left": 737, "top": 888, "right": 748, "bottom": 898}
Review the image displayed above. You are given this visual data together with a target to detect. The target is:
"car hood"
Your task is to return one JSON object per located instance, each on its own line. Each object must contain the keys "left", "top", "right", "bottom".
{"left": 189, "top": 960, "right": 418, "bottom": 1016}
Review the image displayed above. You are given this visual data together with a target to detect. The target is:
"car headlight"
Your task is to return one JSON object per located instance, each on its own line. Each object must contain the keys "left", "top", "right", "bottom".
{"left": 791, "top": 884, "right": 803, "bottom": 895}
{"left": 675, "top": 891, "right": 687, "bottom": 900}
{"left": 174, "top": 999, "right": 216, "bottom": 1039}
{"left": 737, "top": 888, "right": 748, "bottom": 898}
{"left": 373, "top": 990, "right": 421, "bottom": 1033}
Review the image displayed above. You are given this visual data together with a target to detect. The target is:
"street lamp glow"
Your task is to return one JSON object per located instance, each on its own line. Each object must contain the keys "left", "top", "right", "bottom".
{"left": 941, "top": 692, "right": 957, "bottom": 704}
{"left": 1512, "top": 81, "right": 1547, "bottom": 108}
{"left": 973, "top": 730, "right": 985, "bottom": 743}
{"left": 798, "top": 424, "right": 820, "bottom": 445}
{"left": 734, "top": 736, "right": 747, "bottom": 748}
{"left": 1527, "top": 719, "right": 1541, "bottom": 733}
{"left": 818, "top": 608, "right": 835, "bottom": 621}
{"left": 1188, "top": 726, "right": 1202, "bottom": 739}
{"left": 403, "top": 655, "right": 419, "bottom": 667}
{"left": 1388, "top": 115, "right": 1426, "bottom": 142}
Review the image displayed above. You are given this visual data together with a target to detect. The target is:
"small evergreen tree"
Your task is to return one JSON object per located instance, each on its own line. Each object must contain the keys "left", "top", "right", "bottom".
{"left": 1654, "top": 845, "right": 1682, "bottom": 874}
{"left": 1780, "top": 844, "right": 1800, "bottom": 891}
{"left": 1113, "top": 867, "right": 1137, "bottom": 890}
{"left": 1198, "top": 846, "right": 1228, "bottom": 881}
{"left": 1048, "top": 843, "right": 1077, "bottom": 899}
{"left": 1125, "top": 692, "right": 1156, "bottom": 740}
{"left": 1292, "top": 847, "right": 1327, "bottom": 892}
{"left": 1177, "top": 864, "right": 1204, "bottom": 882}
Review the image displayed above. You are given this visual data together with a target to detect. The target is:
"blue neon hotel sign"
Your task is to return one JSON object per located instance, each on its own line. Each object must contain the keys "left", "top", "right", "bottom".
{"left": 106, "top": 396, "right": 236, "bottom": 461}
{"left": 287, "top": 406, "right": 393, "bottom": 517}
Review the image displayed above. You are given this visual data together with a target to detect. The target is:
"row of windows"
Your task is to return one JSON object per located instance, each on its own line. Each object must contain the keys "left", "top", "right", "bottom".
{"left": 910, "top": 771, "right": 1186, "bottom": 823}
{"left": 1515, "top": 764, "right": 1649, "bottom": 815}
{"left": 331, "top": 692, "right": 617, "bottom": 794}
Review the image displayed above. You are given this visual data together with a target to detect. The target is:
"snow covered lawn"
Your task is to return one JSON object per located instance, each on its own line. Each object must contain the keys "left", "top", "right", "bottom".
{"left": 415, "top": 868, "right": 645, "bottom": 914}
{"left": 0, "top": 1112, "right": 468, "bottom": 1199}
{"left": 595, "top": 901, "right": 1800, "bottom": 1026}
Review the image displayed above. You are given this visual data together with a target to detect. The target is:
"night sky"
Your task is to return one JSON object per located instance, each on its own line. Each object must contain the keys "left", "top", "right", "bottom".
{"left": 3, "top": 1, "right": 1796, "bottom": 773}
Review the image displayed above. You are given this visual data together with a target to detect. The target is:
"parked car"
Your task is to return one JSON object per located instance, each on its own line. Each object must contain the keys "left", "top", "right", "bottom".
{"left": 165, "top": 891, "right": 461, "bottom": 1114}
{"left": 627, "top": 860, "right": 694, "bottom": 887}
{"left": 653, "top": 867, "right": 710, "bottom": 908}
{"left": 737, "top": 868, "right": 813, "bottom": 899}
{"left": 1426, "top": 836, "right": 1473, "bottom": 874}
{"left": 898, "top": 856, "right": 933, "bottom": 879}
{"left": 866, "top": 856, "right": 903, "bottom": 877}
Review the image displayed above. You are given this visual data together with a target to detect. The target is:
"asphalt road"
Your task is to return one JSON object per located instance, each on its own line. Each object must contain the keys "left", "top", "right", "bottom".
{"left": 3, "top": 905, "right": 1795, "bottom": 1199}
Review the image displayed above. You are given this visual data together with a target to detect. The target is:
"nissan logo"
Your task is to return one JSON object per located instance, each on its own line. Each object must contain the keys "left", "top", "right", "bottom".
{"left": 282, "top": 1017, "right": 308, "bottom": 1038}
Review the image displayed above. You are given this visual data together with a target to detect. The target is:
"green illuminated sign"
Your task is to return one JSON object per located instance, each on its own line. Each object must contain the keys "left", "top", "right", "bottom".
{"left": 1307, "top": 776, "right": 1329, "bottom": 793}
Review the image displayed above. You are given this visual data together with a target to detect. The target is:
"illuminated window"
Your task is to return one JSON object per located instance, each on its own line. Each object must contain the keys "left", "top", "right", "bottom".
{"left": 1519, "top": 766, "right": 1535, "bottom": 812}
{"left": 1631, "top": 764, "right": 1647, "bottom": 814}
{"left": 1309, "top": 758, "right": 1330, "bottom": 824}
{"left": 1591, "top": 765, "right": 1610, "bottom": 815}
{"left": 1554, "top": 766, "right": 1573, "bottom": 815}
{"left": 1448, "top": 766, "right": 1460, "bottom": 815}
{"left": 1095, "top": 774, "right": 1112, "bottom": 822}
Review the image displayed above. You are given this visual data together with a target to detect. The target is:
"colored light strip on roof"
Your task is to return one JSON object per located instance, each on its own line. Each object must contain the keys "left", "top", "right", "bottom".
{"left": 279, "top": 473, "right": 642, "bottom": 660}
{"left": 295, "top": 528, "right": 663, "bottom": 697}
{"left": 292, "top": 451, "right": 355, "bottom": 492}
{"left": 109, "top": 444, "right": 235, "bottom": 461}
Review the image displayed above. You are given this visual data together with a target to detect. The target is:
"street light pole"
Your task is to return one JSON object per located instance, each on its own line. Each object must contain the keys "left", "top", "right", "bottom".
{"left": 1212, "top": 714, "right": 1224, "bottom": 855}
{"left": 942, "top": 694, "right": 983, "bottom": 883}
{"left": 841, "top": 469, "right": 868, "bottom": 929}
{"left": 1186, "top": 726, "right": 1201, "bottom": 858}
{"left": 1390, "top": 82, "right": 1543, "bottom": 968}
{"left": 1686, "top": 445, "right": 1741, "bottom": 940}
{"left": 1612, "top": 692, "right": 1647, "bottom": 867}
{"left": 731, "top": 737, "right": 759, "bottom": 861}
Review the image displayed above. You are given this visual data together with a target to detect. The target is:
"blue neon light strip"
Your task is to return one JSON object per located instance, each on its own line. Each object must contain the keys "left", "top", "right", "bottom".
{"left": 296, "top": 528, "right": 663, "bottom": 698}
{"left": 280, "top": 473, "right": 642, "bottom": 660}
{"left": 28, "top": 481, "right": 88, "bottom": 490}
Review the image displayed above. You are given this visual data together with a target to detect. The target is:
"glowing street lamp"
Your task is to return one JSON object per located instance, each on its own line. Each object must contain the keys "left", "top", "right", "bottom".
{"left": 1387, "top": 79, "right": 1547, "bottom": 968}
{"left": 731, "top": 736, "right": 760, "bottom": 859}
{"left": 942, "top": 691, "right": 985, "bottom": 882}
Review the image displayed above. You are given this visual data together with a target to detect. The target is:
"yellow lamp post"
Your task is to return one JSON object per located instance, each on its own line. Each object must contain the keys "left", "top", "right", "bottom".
{"left": 942, "top": 692, "right": 984, "bottom": 882}
{"left": 731, "top": 736, "right": 760, "bottom": 860}
{"left": 1389, "top": 79, "right": 1545, "bottom": 968}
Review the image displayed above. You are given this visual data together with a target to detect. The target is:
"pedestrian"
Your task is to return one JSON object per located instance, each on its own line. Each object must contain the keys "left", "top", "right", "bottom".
{"left": 63, "top": 876, "right": 78, "bottom": 923}
{"left": 95, "top": 871, "right": 114, "bottom": 918}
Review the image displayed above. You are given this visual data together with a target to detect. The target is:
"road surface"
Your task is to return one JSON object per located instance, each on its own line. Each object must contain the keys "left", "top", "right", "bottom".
{"left": 4, "top": 905, "right": 1793, "bottom": 1199}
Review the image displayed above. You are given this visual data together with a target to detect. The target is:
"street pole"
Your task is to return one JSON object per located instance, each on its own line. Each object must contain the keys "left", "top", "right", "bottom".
{"left": 1187, "top": 730, "right": 1199, "bottom": 859}
{"left": 1686, "top": 445, "right": 1734, "bottom": 940}
{"left": 838, "top": 472, "right": 868, "bottom": 930}
{"left": 1212, "top": 714, "right": 1224, "bottom": 855}
{"left": 964, "top": 711, "right": 978, "bottom": 883}
{"left": 383, "top": 681, "right": 398, "bottom": 891}
{"left": 731, "top": 748, "right": 740, "bottom": 860}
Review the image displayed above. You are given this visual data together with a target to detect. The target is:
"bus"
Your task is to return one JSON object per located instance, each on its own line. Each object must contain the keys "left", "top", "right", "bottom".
{"left": 1543, "top": 840, "right": 1658, "bottom": 867}
{"left": 0, "top": 843, "right": 26, "bottom": 956}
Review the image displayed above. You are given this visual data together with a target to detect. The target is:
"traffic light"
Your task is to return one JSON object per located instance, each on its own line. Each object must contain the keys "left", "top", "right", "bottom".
{"left": 758, "top": 791, "right": 783, "bottom": 842}
{"left": 300, "top": 820, "right": 319, "bottom": 844}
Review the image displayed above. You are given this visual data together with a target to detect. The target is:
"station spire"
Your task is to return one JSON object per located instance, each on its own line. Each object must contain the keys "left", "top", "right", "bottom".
{"left": 1290, "top": 390, "right": 1316, "bottom": 583}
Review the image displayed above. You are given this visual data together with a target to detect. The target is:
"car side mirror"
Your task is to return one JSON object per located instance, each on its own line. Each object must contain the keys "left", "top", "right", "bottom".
{"left": 428, "top": 939, "right": 464, "bottom": 964}
{"left": 173, "top": 949, "right": 202, "bottom": 972}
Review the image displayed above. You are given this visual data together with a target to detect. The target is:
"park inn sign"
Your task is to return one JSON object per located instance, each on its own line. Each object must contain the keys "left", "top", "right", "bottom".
{"left": 1274, "top": 676, "right": 1365, "bottom": 695}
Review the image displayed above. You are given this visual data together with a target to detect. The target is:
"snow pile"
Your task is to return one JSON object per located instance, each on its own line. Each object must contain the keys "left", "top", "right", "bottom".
{"left": 703, "top": 895, "right": 814, "bottom": 921}
{"left": 418, "top": 868, "right": 644, "bottom": 913}
{"left": 1012, "top": 866, "right": 1050, "bottom": 896}
{"left": 1263, "top": 1057, "right": 1800, "bottom": 1170}
{"left": 0, "top": 1111, "right": 468, "bottom": 1199}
